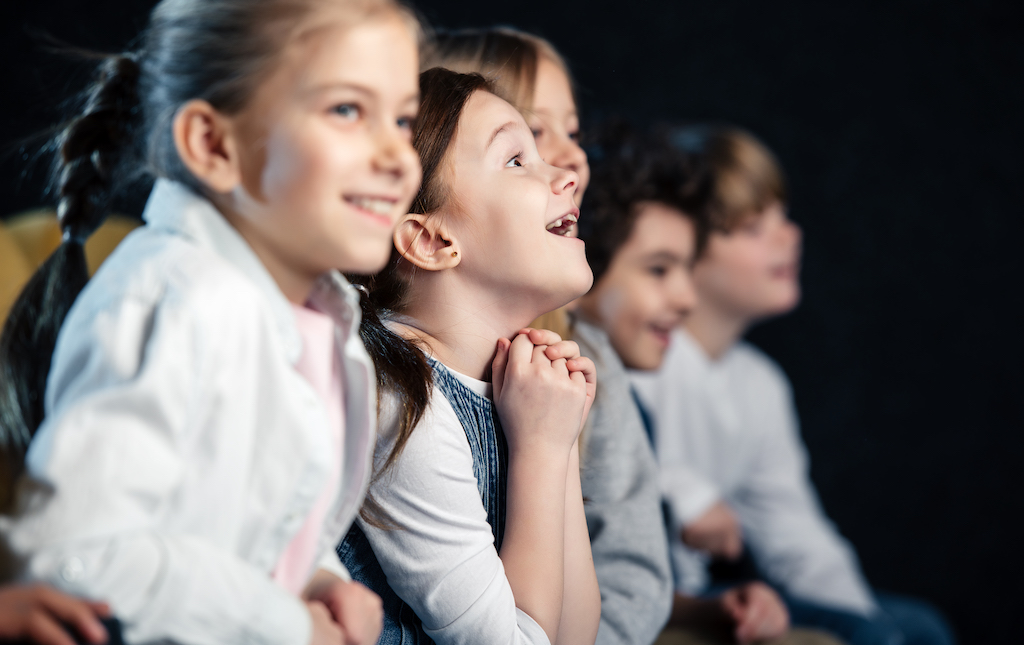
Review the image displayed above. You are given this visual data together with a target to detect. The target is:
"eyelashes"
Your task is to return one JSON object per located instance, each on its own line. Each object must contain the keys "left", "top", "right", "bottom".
{"left": 505, "top": 150, "right": 525, "bottom": 168}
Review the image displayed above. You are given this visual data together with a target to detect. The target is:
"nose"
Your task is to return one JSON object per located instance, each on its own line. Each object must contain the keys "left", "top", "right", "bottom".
{"left": 783, "top": 219, "right": 803, "bottom": 258}
{"left": 670, "top": 270, "right": 699, "bottom": 316}
{"left": 551, "top": 165, "right": 580, "bottom": 198}
{"left": 372, "top": 123, "right": 418, "bottom": 180}
{"left": 548, "top": 135, "right": 588, "bottom": 177}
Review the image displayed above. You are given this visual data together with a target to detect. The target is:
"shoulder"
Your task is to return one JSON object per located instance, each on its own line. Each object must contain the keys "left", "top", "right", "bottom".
{"left": 374, "top": 377, "right": 473, "bottom": 475}
{"left": 52, "top": 227, "right": 282, "bottom": 393}
{"left": 726, "top": 342, "right": 796, "bottom": 418}
{"left": 73, "top": 226, "right": 272, "bottom": 331}
{"left": 731, "top": 342, "right": 792, "bottom": 390}
{"left": 572, "top": 316, "right": 621, "bottom": 372}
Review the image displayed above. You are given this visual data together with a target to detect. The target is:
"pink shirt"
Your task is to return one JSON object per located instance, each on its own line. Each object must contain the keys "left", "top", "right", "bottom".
{"left": 272, "top": 304, "right": 345, "bottom": 594}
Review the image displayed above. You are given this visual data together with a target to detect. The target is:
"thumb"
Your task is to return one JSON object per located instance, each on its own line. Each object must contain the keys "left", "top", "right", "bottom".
{"left": 492, "top": 338, "right": 511, "bottom": 401}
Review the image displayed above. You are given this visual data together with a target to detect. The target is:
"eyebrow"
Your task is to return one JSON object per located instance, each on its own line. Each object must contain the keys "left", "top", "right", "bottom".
{"left": 305, "top": 82, "right": 419, "bottom": 105}
{"left": 642, "top": 251, "right": 689, "bottom": 264}
{"left": 486, "top": 121, "right": 523, "bottom": 149}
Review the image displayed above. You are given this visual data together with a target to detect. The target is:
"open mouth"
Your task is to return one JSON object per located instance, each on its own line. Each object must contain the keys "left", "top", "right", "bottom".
{"left": 649, "top": 324, "right": 673, "bottom": 347}
{"left": 546, "top": 209, "right": 579, "bottom": 237}
{"left": 345, "top": 195, "right": 398, "bottom": 218}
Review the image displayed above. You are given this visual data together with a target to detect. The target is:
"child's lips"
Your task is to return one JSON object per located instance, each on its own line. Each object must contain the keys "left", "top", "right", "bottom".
{"left": 649, "top": 325, "right": 673, "bottom": 347}
{"left": 345, "top": 195, "right": 399, "bottom": 225}
{"left": 546, "top": 208, "right": 580, "bottom": 237}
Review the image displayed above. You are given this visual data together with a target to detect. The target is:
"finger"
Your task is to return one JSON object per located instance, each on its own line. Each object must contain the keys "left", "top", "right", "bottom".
{"left": 36, "top": 589, "right": 108, "bottom": 644}
{"left": 719, "top": 590, "right": 745, "bottom": 622}
{"left": 531, "top": 343, "right": 551, "bottom": 365}
{"left": 733, "top": 599, "right": 764, "bottom": 644}
{"left": 26, "top": 611, "right": 78, "bottom": 645}
{"left": 507, "top": 332, "right": 535, "bottom": 366}
{"left": 491, "top": 338, "right": 511, "bottom": 401}
{"left": 525, "top": 327, "right": 563, "bottom": 346}
{"left": 569, "top": 367, "right": 587, "bottom": 389}
{"left": 566, "top": 356, "right": 597, "bottom": 386}
{"left": 551, "top": 357, "right": 569, "bottom": 378}
{"left": 543, "top": 340, "right": 581, "bottom": 362}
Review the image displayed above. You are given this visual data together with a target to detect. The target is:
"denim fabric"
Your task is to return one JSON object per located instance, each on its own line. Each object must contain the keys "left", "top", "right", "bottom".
{"left": 337, "top": 361, "right": 508, "bottom": 644}
{"left": 785, "top": 591, "right": 957, "bottom": 645}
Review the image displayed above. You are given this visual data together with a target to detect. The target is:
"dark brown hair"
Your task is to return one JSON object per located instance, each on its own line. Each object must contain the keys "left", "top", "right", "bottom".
{"left": 353, "top": 68, "right": 494, "bottom": 522}
{"left": 579, "top": 121, "right": 712, "bottom": 284}
{"left": 425, "top": 27, "right": 579, "bottom": 341}
{"left": 0, "top": 0, "right": 412, "bottom": 512}
{"left": 668, "top": 125, "right": 787, "bottom": 233}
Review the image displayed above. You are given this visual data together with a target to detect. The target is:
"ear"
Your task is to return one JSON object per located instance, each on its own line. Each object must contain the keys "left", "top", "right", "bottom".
{"left": 172, "top": 99, "right": 242, "bottom": 194}
{"left": 393, "top": 213, "right": 461, "bottom": 271}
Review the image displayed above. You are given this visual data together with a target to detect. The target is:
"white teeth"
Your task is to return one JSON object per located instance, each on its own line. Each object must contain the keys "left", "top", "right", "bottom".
{"left": 349, "top": 197, "right": 395, "bottom": 215}
{"left": 546, "top": 213, "right": 578, "bottom": 234}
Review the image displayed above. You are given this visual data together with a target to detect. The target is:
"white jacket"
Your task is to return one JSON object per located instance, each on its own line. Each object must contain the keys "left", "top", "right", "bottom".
{"left": 2, "top": 180, "right": 376, "bottom": 645}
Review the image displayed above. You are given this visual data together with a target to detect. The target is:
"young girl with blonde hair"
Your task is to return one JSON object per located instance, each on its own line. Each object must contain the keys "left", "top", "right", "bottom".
{"left": 0, "top": 1, "right": 422, "bottom": 643}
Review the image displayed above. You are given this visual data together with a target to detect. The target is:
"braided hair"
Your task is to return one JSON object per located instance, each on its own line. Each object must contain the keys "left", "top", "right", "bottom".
{"left": 0, "top": 0, "right": 413, "bottom": 512}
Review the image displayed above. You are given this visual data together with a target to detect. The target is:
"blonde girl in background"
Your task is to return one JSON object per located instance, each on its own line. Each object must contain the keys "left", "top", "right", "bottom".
{"left": 338, "top": 67, "right": 601, "bottom": 645}
{"left": 0, "top": 0, "right": 422, "bottom": 643}
{"left": 421, "top": 30, "right": 676, "bottom": 645}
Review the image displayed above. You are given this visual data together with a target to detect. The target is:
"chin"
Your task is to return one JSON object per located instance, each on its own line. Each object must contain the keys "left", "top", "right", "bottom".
{"left": 620, "top": 347, "right": 663, "bottom": 372}
{"left": 338, "top": 242, "right": 395, "bottom": 275}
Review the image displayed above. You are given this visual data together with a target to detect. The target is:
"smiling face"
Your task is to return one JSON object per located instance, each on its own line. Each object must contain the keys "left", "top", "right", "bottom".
{"left": 225, "top": 12, "right": 422, "bottom": 295}
{"left": 693, "top": 201, "right": 802, "bottom": 322}
{"left": 579, "top": 202, "right": 698, "bottom": 370}
{"left": 442, "top": 90, "right": 594, "bottom": 316}
{"left": 527, "top": 57, "right": 590, "bottom": 206}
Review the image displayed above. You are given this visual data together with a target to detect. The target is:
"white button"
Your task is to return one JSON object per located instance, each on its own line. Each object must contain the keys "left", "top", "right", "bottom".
{"left": 60, "top": 557, "right": 85, "bottom": 582}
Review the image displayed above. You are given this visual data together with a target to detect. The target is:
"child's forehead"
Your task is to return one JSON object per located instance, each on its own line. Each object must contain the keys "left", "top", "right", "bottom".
{"left": 268, "top": 12, "right": 417, "bottom": 92}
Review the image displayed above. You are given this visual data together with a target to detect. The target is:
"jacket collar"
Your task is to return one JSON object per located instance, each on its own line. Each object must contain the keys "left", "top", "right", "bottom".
{"left": 142, "top": 179, "right": 362, "bottom": 364}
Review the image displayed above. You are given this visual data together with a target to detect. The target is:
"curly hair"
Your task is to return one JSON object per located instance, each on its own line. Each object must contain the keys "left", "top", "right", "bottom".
{"left": 578, "top": 121, "right": 712, "bottom": 285}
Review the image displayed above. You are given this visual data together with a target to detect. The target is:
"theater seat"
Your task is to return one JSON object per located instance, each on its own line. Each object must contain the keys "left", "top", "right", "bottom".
{"left": 0, "top": 210, "right": 140, "bottom": 328}
{"left": 5, "top": 209, "right": 141, "bottom": 275}
{"left": 0, "top": 220, "right": 33, "bottom": 326}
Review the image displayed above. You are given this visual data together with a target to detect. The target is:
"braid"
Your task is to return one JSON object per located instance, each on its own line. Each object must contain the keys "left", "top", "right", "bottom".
{"left": 55, "top": 54, "right": 141, "bottom": 243}
{"left": 0, "top": 53, "right": 141, "bottom": 513}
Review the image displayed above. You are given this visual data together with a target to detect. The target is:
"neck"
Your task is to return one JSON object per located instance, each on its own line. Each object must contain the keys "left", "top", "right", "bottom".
{"left": 218, "top": 198, "right": 316, "bottom": 305}
{"left": 684, "top": 303, "right": 751, "bottom": 361}
{"left": 397, "top": 274, "right": 548, "bottom": 381}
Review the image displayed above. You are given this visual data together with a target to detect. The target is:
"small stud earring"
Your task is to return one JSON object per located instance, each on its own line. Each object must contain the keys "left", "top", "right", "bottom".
{"left": 451, "top": 251, "right": 458, "bottom": 257}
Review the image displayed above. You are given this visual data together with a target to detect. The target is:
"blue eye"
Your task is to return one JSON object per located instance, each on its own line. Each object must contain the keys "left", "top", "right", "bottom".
{"left": 332, "top": 104, "right": 360, "bottom": 121}
{"left": 397, "top": 115, "right": 415, "bottom": 131}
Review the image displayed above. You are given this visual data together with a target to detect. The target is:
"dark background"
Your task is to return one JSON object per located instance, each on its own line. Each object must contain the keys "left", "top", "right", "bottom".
{"left": 2, "top": 1, "right": 1022, "bottom": 643}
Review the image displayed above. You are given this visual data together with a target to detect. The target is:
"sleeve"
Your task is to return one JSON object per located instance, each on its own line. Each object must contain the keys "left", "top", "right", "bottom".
{"left": 660, "top": 465, "right": 721, "bottom": 529}
{"left": 360, "top": 396, "right": 549, "bottom": 645}
{"left": 9, "top": 291, "right": 311, "bottom": 645}
{"left": 581, "top": 375, "right": 673, "bottom": 645}
{"left": 733, "top": 366, "right": 877, "bottom": 616}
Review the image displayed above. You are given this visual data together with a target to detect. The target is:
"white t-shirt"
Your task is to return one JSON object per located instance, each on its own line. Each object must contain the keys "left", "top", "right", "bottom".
{"left": 630, "top": 328, "right": 876, "bottom": 615}
{"left": 357, "top": 362, "right": 549, "bottom": 645}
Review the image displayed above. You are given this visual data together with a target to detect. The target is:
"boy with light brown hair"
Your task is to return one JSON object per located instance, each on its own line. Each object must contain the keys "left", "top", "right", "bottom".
{"left": 630, "top": 125, "right": 955, "bottom": 645}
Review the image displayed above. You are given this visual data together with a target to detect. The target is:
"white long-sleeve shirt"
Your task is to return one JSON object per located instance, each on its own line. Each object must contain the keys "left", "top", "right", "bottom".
{"left": 629, "top": 328, "right": 876, "bottom": 616}
{"left": 2, "top": 180, "right": 376, "bottom": 645}
{"left": 359, "top": 363, "right": 549, "bottom": 645}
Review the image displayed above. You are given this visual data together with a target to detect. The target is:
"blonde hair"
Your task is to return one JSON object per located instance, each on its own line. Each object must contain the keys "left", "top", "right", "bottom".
{"left": 671, "top": 126, "right": 787, "bottom": 233}
{"left": 424, "top": 27, "right": 574, "bottom": 114}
